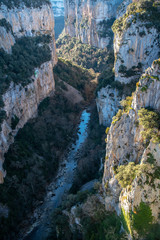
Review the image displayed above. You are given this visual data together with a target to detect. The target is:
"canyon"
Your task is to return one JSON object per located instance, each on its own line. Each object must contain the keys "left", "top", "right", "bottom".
{"left": 0, "top": 0, "right": 160, "bottom": 240}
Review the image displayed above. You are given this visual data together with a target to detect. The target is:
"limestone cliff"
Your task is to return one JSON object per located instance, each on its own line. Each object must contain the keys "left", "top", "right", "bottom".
{"left": 96, "top": 86, "right": 121, "bottom": 126}
{"left": 96, "top": 0, "right": 160, "bottom": 126}
{"left": 113, "top": 1, "right": 160, "bottom": 84}
{"left": 64, "top": 0, "right": 124, "bottom": 48}
{"left": 0, "top": 2, "right": 57, "bottom": 183}
{"left": 0, "top": 19, "right": 15, "bottom": 53}
{"left": 102, "top": 60, "right": 160, "bottom": 238}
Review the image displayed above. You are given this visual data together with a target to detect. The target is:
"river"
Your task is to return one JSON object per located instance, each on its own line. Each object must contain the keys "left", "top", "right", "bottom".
{"left": 21, "top": 109, "right": 91, "bottom": 240}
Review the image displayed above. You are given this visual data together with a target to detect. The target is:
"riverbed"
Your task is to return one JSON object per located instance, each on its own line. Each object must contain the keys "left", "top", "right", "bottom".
{"left": 21, "top": 109, "right": 91, "bottom": 240}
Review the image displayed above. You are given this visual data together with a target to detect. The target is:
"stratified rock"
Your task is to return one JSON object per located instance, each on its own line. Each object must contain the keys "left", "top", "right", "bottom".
{"left": 64, "top": 0, "right": 124, "bottom": 48}
{"left": 0, "top": 2, "right": 57, "bottom": 183}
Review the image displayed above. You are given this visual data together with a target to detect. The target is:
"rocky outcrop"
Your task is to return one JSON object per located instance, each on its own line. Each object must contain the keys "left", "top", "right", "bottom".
{"left": 96, "top": 86, "right": 121, "bottom": 126}
{"left": 102, "top": 60, "right": 160, "bottom": 237}
{"left": 96, "top": 0, "right": 160, "bottom": 125}
{"left": 113, "top": 1, "right": 160, "bottom": 84}
{"left": 64, "top": 0, "right": 124, "bottom": 48}
{"left": 0, "top": 3, "right": 57, "bottom": 64}
{"left": 0, "top": 2, "right": 57, "bottom": 183}
{"left": 0, "top": 23, "right": 15, "bottom": 53}
{"left": 116, "top": 0, "right": 132, "bottom": 18}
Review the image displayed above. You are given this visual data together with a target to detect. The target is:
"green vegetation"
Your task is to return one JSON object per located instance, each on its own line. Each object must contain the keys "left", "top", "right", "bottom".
{"left": 0, "top": 0, "right": 51, "bottom": 9}
{"left": 118, "top": 63, "right": 142, "bottom": 78}
{"left": 112, "top": 109, "right": 122, "bottom": 125}
{"left": 119, "top": 157, "right": 160, "bottom": 238}
{"left": 146, "top": 153, "right": 156, "bottom": 164}
{"left": 121, "top": 207, "right": 132, "bottom": 234}
{"left": 11, "top": 115, "right": 19, "bottom": 130}
{"left": 83, "top": 211, "right": 124, "bottom": 240}
{"left": 112, "top": 0, "right": 160, "bottom": 34}
{"left": 0, "top": 35, "right": 51, "bottom": 96}
{"left": 49, "top": 194, "right": 125, "bottom": 240}
{"left": 121, "top": 202, "right": 154, "bottom": 237}
{"left": 115, "top": 162, "right": 140, "bottom": 188}
{"left": 138, "top": 108, "right": 160, "bottom": 143}
{"left": 0, "top": 92, "right": 82, "bottom": 239}
{"left": 98, "top": 18, "right": 115, "bottom": 39}
{"left": 56, "top": 35, "right": 137, "bottom": 96}
{"left": 132, "top": 201, "right": 154, "bottom": 235}
{"left": 56, "top": 34, "right": 111, "bottom": 73}
{"left": 0, "top": 110, "right": 6, "bottom": 131}
{"left": 97, "top": 67, "right": 137, "bottom": 96}
{"left": 111, "top": 94, "right": 134, "bottom": 125}
{"left": 53, "top": 58, "right": 96, "bottom": 100}
{"left": 145, "top": 223, "right": 160, "bottom": 240}
{"left": 120, "top": 95, "right": 133, "bottom": 113}
{"left": 0, "top": 18, "right": 13, "bottom": 33}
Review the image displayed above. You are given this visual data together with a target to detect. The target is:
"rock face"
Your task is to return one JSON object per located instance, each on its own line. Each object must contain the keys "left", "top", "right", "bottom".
{"left": 0, "top": 3, "right": 57, "bottom": 63}
{"left": 113, "top": 3, "right": 160, "bottom": 84}
{"left": 96, "top": 0, "right": 160, "bottom": 125}
{"left": 116, "top": 0, "right": 132, "bottom": 18}
{"left": 102, "top": 60, "right": 160, "bottom": 238}
{"left": 0, "top": 24, "right": 15, "bottom": 53}
{"left": 0, "top": 3, "right": 57, "bottom": 183}
{"left": 96, "top": 86, "right": 121, "bottom": 126}
{"left": 64, "top": 0, "right": 124, "bottom": 48}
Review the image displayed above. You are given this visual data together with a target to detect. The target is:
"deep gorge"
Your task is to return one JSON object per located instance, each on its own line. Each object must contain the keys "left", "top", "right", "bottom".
{"left": 0, "top": 0, "right": 160, "bottom": 240}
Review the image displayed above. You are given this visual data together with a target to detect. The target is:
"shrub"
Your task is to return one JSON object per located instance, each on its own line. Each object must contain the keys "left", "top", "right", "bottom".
{"left": 120, "top": 95, "right": 133, "bottom": 113}
{"left": 0, "top": 110, "right": 6, "bottom": 131}
{"left": 98, "top": 18, "right": 115, "bottom": 39}
{"left": 112, "top": 109, "right": 122, "bottom": 125}
{"left": 132, "top": 202, "right": 154, "bottom": 236}
{"left": 138, "top": 108, "right": 160, "bottom": 143}
{"left": 0, "top": 18, "right": 13, "bottom": 33}
{"left": 11, "top": 115, "right": 19, "bottom": 130}
{"left": 115, "top": 162, "right": 140, "bottom": 188}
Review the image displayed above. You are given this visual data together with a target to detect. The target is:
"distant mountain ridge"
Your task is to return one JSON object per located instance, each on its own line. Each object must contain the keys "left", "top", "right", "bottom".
{"left": 50, "top": 0, "right": 64, "bottom": 17}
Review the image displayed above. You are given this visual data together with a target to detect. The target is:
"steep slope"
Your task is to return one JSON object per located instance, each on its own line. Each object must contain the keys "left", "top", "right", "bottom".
{"left": 64, "top": 0, "right": 124, "bottom": 48}
{"left": 96, "top": 0, "right": 160, "bottom": 126}
{"left": 103, "top": 59, "right": 160, "bottom": 238}
{"left": 0, "top": 1, "right": 57, "bottom": 183}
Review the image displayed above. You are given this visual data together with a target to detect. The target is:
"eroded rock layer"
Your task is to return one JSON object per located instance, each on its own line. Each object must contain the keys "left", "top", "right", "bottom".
{"left": 0, "top": 2, "right": 57, "bottom": 182}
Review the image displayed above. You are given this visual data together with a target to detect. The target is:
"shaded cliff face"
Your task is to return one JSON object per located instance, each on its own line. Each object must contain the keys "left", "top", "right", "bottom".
{"left": 64, "top": 0, "right": 123, "bottom": 48}
{"left": 96, "top": 86, "right": 121, "bottom": 126}
{"left": 0, "top": 2, "right": 57, "bottom": 183}
{"left": 102, "top": 60, "right": 160, "bottom": 238}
